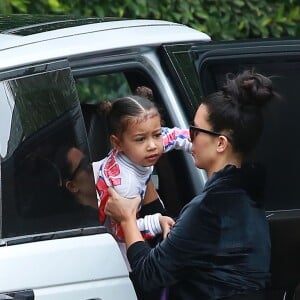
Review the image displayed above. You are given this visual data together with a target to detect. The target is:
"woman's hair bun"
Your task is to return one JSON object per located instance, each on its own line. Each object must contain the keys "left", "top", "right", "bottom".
{"left": 223, "top": 69, "right": 276, "bottom": 108}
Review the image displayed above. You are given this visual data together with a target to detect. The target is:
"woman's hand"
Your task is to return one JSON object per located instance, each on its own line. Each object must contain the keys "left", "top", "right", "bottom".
{"left": 105, "top": 187, "right": 141, "bottom": 225}
{"left": 159, "top": 215, "right": 175, "bottom": 239}
{"left": 105, "top": 187, "right": 143, "bottom": 248}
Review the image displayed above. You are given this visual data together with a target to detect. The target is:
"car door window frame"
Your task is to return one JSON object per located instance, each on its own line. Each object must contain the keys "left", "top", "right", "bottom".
{"left": 189, "top": 40, "right": 300, "bottom": 212}
{"left": 70, "top": 51, "right": 202, "bottom": 216}
{"left": 0, "top": 60, "right": 102, "bottom": 240}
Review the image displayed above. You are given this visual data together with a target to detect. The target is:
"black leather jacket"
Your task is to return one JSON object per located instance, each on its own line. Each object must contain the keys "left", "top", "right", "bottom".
{"left": 128, "top": 164, "right": 271, "bottom": 300}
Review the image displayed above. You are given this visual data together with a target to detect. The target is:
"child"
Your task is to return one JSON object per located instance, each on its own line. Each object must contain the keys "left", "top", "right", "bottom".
{"left": 93, "top": 95, "right": 191, "bottom": 267}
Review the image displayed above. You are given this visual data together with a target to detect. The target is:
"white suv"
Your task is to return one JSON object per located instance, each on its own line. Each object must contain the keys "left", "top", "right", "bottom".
{"left": 0, "top": 15, "right": 299, "bottom": 300}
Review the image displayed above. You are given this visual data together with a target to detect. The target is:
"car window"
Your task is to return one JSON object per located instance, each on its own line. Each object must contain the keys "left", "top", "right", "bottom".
{"left": 75, "top": 70, "right": 159, "bottom": 162}
{"left": 73, "top": 64, "right": 199, "bottom": 217}
{"left": 162, "top": 44, "right": 202, "bottom": 119}
{"left": 76, "top": 73, "right": 132, "bottom": 104}
{"left": 198, "top": 57, "right": 300, "bottom": 211}
{"left": 0, "top": 67, "right": 98, "bottom": 239}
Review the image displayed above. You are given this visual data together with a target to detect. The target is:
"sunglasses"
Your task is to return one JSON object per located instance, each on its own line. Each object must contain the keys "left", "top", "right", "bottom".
{"left": 189, "top": 125, "right": 231, "bottom": 143}
{"left": 69, "top": 156, "right": 92, "bottom": 180}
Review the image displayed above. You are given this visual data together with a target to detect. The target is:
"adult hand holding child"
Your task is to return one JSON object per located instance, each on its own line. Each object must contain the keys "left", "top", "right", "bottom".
{"left": 105, "top": 187, "right": 144, "bottom": 248}
{"left": 105, "top": 187, "right": 174, "bottom": 246}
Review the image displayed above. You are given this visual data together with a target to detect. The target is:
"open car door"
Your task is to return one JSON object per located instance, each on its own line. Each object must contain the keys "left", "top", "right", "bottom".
{"left": 163, "top": 39, "right": 300, "bottom": 300}
{"left": 0, "top": 60, "right": 136, "bottom": 299}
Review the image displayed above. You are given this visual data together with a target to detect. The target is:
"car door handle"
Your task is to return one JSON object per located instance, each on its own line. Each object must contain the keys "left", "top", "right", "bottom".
{"left": 0, "top": 290, "right": 34, "bottom": 300}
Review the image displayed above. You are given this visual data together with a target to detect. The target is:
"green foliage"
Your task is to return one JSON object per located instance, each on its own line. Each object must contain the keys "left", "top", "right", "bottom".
{"left": 76, "top": 73, "right": 132, "bottom": 104}
{"left": 0, "top": 0, "right": 299, "bottom": 40}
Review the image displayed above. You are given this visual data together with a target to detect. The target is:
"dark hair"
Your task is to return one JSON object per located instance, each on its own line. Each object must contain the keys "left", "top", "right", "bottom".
{"left": 134, "top": 85, "right": 154, "bottom": 101}
{"left": 54, "top": 144, "right": 74, "bottom": 182}
{"left": 202, "top": 70, "right": 279, "bottom": 156}
{"left": 101, "top": 95, "right": 160, "bottom": 137}
{"left": 53, "top": 145, "right": 85, "bottom": 210}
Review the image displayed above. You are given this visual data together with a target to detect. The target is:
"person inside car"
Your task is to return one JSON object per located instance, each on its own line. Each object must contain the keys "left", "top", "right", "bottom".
{"left": 54, "top": 145, "right": 99, "bottom": 227}
{"left": 104, "top": 69, "right": 280, "bottom": 300}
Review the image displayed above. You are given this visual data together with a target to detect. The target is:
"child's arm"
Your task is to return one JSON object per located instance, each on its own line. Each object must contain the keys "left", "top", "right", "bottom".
{"left": 137, "top": 181, "right": 174, "bottom": 240}
{"left": 162, "top": 127, "right": 191, "bottom": 153}
{"left": 137, "top": 214, "right": 174, "bottom": 240}
{"left": 136, "top": 213, "right": 162, "bottom": 240}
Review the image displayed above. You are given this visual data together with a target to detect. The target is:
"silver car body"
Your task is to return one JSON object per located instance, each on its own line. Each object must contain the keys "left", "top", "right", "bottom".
{"left": 0, "top": 18, "right": 210, "bottom": 299}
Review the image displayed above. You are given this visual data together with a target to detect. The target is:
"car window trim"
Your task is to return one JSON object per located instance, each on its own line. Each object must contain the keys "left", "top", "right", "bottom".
{"left": 0, "top": 226, "right": 107, "bottom": 247}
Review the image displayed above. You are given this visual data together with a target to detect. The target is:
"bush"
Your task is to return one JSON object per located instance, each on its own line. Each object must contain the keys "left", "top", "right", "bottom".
{"left": 1, "top": 0, "right": 299, "bottom": 40}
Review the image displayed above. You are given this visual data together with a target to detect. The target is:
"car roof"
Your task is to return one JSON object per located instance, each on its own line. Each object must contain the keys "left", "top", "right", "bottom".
{"left": 0, "top": 14, "right": 210, "bottom": 47}
{"left": 0, "top": 15, "right": 210, "bottom": 70}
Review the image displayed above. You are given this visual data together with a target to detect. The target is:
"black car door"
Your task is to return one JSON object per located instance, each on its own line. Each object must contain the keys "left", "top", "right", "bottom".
{"left": 163, "top": 39, "right": 300, "bottom": 299}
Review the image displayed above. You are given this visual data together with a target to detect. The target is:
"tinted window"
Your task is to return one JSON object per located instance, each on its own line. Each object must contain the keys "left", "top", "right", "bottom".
{"left": 0, "top": 67, "right": 98, "bottom": 238}
{"left": 198, "top": 56, "right": 300, "bottom": 211}
{"left": 162, "top": 44, "right": 202, "bottom": 119}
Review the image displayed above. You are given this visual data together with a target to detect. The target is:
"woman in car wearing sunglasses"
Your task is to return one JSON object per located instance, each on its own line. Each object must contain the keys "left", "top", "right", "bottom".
{"left": 104, "top": 69, "right": 280, "bottom": 300}
{"left": 54, "top": 145, "right": 99, "bottom": 227}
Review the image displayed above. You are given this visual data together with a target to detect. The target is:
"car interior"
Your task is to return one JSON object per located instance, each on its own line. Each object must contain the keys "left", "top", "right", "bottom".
{"left": 76, "top": 69, "right": 196, "bottom": 217}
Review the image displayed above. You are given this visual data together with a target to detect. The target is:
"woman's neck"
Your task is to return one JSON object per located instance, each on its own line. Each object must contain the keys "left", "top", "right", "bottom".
{"left": 207, "top": 155, "right": 242, "bottom": 178}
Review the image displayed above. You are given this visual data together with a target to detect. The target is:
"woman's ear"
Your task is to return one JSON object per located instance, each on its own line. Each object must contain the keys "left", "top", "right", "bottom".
{"left": 216, "top": 135, "right": 229, "bottom": 153}
{"left": 110, "top": 135, "right": 122, "bottom": 151}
